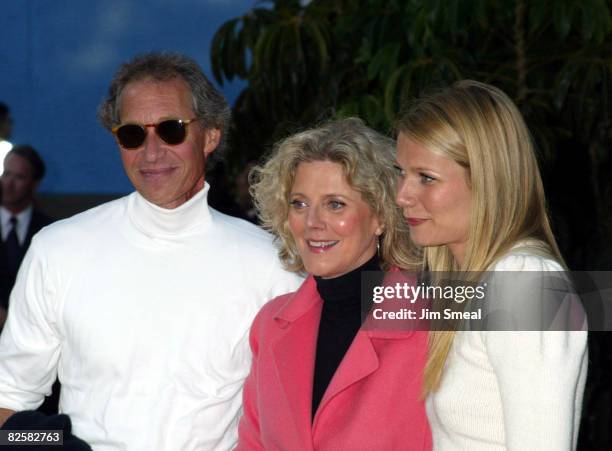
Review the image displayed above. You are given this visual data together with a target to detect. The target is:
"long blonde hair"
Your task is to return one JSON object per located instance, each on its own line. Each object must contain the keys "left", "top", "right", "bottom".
{"left": 396, "top": 80, "right": 564, "bottom": 394}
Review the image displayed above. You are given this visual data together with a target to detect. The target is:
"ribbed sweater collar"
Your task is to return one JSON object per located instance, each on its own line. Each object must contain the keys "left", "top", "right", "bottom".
{"left": 314, "top": 254, "right": 381, "bottom": 312}
{"left": 129, "top": 182, "right": 212, "bottom": 237}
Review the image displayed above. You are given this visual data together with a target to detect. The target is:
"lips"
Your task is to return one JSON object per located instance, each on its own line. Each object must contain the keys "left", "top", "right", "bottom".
{"left": 406, "top": 218, "right": 427, "bottom": 226}
{"left": 306, "top": 240, "right": 339, "bottom": 253}
{"left": 139, "top": 167, "right": 176, "bottom": 179}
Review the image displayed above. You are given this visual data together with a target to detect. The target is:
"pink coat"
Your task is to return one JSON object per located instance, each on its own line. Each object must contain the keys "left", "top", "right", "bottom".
{"left": 236, "top": 274, "right": 432, "bottom": 450}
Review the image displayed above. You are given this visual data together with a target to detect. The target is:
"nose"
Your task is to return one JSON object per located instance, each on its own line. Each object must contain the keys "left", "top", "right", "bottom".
{"left": 305, "top": 205, "right": 325, "bottom": 229}
{"left": 142, "top": 127, "right": 164, "bottom": 163}
{"left": 396, "top": 178, "right": 416, "bottom": 208}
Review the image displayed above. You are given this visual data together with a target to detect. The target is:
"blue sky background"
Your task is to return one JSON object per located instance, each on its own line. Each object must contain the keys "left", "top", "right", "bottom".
{"left": 0, "top": 0, "right": 252, "bottom": 194}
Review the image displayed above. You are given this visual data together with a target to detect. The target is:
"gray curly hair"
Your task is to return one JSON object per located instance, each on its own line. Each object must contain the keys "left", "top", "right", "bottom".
{"left": 98, "top": 52, "right": 230, "bottom": 166}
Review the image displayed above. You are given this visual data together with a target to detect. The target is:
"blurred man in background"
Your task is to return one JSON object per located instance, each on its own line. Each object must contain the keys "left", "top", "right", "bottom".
{"left": 0, "top": 145, "right": 52, "bottom": 329}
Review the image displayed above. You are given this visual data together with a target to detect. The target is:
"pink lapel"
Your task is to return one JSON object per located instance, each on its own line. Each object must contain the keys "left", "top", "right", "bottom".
{"left": 312, "top": 328, "right": 380, "bottom": 431}
{"left": 271, "top": 276, "right": 322, "bottom": 442}
{"left": 270, "top": 271, "right": 420, "bottom": 440}
{"left": 312, "top": 268, "right": 418, "bottom": 431}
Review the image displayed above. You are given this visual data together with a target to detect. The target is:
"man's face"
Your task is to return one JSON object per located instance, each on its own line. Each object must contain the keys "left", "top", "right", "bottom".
{"left": 1, "top": 153, "right": 37, "bottom": 212}
{"left": 117, "top": 77, "right": 220, "bottom": 209}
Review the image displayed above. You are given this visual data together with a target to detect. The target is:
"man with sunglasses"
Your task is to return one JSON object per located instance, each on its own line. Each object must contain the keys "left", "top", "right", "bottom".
{"left": 0, "top": 52, "right": 301, "bottom": 450}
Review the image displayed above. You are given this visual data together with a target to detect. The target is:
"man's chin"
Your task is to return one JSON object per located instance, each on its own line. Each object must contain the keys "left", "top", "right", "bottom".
{"left": 139, "top": 191, "right": 191, "bottom": 210}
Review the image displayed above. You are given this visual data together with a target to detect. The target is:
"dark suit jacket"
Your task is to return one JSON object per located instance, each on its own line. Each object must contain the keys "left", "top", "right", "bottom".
{"left": 0, "top": 207, "right": 53, "bottom": 308}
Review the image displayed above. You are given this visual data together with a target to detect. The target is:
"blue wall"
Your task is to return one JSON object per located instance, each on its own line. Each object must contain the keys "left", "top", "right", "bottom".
{"left": 0, "top": 0, "right": 249, "bottom": 194}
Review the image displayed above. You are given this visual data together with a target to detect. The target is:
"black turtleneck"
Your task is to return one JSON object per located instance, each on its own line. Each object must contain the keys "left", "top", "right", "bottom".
{"left": 311, "top": 253, "right": 383, "bottom": 418}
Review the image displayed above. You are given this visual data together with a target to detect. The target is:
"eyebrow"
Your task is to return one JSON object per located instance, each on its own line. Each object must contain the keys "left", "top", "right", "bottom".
{"left": 412, "top": 166, "right": 437, "bottom": 172}
{"left": 395, "top": 164, "right": 437, "bottom": 173}
{"left": 290, "top": 192, "right": 353, "bottom": 200}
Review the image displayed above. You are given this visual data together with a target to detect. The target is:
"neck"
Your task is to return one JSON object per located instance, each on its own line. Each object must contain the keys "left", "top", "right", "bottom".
{"left": 2, "top": 202, "right": 31, "bottom": 215}
{"left": 129, "top": 182, "right": 212, "bottom": 237}
{"left": 158, "top": 177, "right": 205, "bottom": 210}
{"left": 314, "top": 253, "right": 381, "bottom": 302}
{"left": 448, "top": 242, "right": 466, "bottom": 267}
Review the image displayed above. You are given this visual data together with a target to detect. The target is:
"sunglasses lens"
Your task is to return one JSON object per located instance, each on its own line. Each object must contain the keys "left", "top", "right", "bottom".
{"left": 157, "top": 120, "right": 187, "bottom": 145}
{"left": 116, "top": 124, "right": 146, "bottom": 149}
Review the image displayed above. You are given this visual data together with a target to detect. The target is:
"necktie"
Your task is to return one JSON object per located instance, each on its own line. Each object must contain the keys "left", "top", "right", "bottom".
{"left": 5, "top": 216, "right": 23, "bottom": 276}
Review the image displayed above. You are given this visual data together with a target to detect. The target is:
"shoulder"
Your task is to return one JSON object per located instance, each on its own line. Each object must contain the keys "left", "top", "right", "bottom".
{"left": 484, "top": 243, "right": 567, "bottom": 315}
{"left": 253, "top": 290, "right": 299, "bottom": 327}
{"left": 31, "top": 196, "right": 128, "bottom": 246}
{"left": 210, "top": 208, "right": 277, "bottom": 253}
{"left": 250, "top": 279, "right": 313, "bottom": 333}
{"left": 490, "top": 244, "right": 564, "bottom": 272}
{"left": 248, "top": 291, "right": 298, "bottom": 345}
{"left": 256, "top": 290, "right": 299, "bottom": 321}
{"left": 208, "top": 208, "right": 303, "bottom": 299}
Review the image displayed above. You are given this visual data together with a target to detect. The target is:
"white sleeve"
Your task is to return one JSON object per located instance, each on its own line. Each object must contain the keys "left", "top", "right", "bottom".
{"left": 484, "top": 253, "right": 588, "bottom": 451}
{"left": 261, "top": 248, "right": 304, "bottom": 302}
{"left": 0, "top": 235, "right": 61, "bottom": 411}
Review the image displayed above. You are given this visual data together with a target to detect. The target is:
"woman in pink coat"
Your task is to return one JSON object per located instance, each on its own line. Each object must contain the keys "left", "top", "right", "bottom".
{"left": 236, "top": 118, "right": 432, "bottom": 450}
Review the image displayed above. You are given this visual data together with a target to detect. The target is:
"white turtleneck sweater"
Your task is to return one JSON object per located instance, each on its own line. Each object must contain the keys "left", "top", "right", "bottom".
{"left": 426, "top": 250, "right": 588, "bottom": 450}
{"left": 0, "top": 184, "right": 302, "bottom": 451}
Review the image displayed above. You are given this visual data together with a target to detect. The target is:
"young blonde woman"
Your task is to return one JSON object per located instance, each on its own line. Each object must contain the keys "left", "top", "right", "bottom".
{"left": 394, "top": 80, "right": 587, "bottom": 450}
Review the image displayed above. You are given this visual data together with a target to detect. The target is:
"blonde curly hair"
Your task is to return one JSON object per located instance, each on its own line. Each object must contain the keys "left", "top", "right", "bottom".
{"left": 250, "top": 117, "right": 419, "bottom": 274}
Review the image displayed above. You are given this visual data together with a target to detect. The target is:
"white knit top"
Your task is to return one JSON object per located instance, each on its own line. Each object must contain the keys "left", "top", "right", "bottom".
{"left": 426, "top": 250, "right": 588, "bottom": 450}
{"left": 0, "top": 184, "right": 302, "bottom": 451}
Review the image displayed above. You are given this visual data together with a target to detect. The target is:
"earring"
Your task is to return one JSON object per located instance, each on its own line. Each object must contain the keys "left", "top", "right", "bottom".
{"left": 376, "top": 226, "right": 383, "bottom": 255}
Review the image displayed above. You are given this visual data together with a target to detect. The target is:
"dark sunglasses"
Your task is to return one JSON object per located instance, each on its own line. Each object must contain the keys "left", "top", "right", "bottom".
{"left": 111, "top": 118, "right": 198, "bottom": 149}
